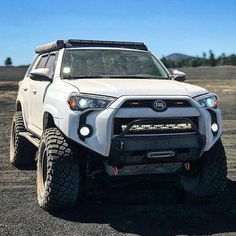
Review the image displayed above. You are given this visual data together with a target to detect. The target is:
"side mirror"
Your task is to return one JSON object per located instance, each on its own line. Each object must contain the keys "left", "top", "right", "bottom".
{"left": 172, "top": 69, "right": 186, "bottom": 82}
{"left": 30, "top": 68, "right": 52, "bottom": 82}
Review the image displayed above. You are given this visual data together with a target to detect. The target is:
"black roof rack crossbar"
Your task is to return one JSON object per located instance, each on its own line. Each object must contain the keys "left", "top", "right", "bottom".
{"left": 35, "top": 39, "right": 148, "bottom": 54}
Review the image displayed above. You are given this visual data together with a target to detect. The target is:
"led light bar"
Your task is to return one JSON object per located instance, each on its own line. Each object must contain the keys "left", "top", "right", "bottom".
{"left": 121, "top": 123, "right": 193, "bottom": 132}
{"left": 65, "top": 39, "right": 148, "bottom": 51}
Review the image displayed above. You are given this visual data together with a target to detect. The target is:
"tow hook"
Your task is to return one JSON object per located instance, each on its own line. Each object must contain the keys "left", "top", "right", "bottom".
{"left": 112, "top": 166, "right": 119, "bottom": 176}
{"left": 182, "top": 162, "right": 191, "bottom": 171}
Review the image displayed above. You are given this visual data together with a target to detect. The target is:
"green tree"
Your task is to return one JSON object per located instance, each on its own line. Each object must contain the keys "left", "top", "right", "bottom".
{"left": 228, "top": 54, "right": 236, "bottom": 65}
{"left": 201, "top": 52, "right": 208, "bottom": 66}
{"left": 5, "top": 57, "right": 13, "bottom": 66}
{"left": 175, "top": 60, "right": 183, "bottom": 68}
{"left": 161, "top": 57, "right": 169, "bottom": 68}
{"left": 217, "top": 53, "right": 226, "bottom": 65}
{"left": 209, "top": 50, "right": 216, "bottom": 66}
{"left": 202, "top": 52, "right": 207, "bottom": 59}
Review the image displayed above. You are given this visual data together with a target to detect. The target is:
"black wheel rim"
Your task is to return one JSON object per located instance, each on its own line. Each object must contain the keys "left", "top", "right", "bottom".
{"left": 42, "top": 149, "right": 48, "bottom": 186}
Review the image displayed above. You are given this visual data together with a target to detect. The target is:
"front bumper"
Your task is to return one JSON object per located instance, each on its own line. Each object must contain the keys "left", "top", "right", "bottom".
{"left": 109, "top": 134, "right": 205, "bottom": 167}
{"left": 60, "top": 95, "right": 222, "bottom": 156}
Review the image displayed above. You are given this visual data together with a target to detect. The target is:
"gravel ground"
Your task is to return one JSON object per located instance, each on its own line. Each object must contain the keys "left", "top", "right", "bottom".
{"left": 0, "top": 81, "right": 236, "bottom": 236}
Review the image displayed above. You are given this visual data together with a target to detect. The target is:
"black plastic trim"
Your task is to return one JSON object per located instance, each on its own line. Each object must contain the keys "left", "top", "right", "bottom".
{"left": 78, "top": 111, "right": 94, "bottom": 141}
{"left": 207, "top": 109, "right": 218, "bottom": 136}
{"left": 121, "top": 99, "right": 192, "bottom": 110}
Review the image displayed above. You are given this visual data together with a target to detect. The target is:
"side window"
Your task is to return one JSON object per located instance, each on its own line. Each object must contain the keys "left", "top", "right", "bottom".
{"left": 35, "top": 55, "right": 48, "bottom": 69}
{"left": 45, "top": 54, "right": 56, "bottom": 78}
{"left": 25, "top": 56, "right": 39, "bottom": 77}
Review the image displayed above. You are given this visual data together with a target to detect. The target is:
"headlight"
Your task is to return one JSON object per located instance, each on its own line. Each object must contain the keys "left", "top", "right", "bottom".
{"left": 68, "top": 94, "right": 115, "bottom": 111}
{"left": 197, "top": 95, "right": 219, "bottom": 109}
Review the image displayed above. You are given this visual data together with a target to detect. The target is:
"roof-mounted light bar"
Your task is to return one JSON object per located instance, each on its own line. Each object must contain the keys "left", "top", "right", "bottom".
{"left": 35, "top": 39, "right": 148, "bottom": 54}
{"left": 65, "top": 39, "right": 148, "bottom": 51}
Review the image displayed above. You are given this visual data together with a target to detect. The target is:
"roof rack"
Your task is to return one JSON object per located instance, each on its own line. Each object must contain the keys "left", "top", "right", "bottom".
{"left": 35, "top": 39, "right": 148, "bottom": 54}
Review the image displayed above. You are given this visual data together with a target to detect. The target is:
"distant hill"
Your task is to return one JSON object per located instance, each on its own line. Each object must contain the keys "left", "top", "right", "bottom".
{"left": 165, "top": 53, "right": 192, "bottom": 61}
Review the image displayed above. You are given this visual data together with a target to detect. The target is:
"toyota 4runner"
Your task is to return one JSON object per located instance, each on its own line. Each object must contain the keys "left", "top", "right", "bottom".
{"left": 10, "top": 39, "right": 227, "bottom": 211}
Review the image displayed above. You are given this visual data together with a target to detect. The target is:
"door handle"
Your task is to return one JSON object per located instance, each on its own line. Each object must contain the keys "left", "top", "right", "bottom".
{"left": 32, "top": 90, "right": 37, "bottom": 94}
{"left": 23, "top": 88, "right": 28, "bottom": 92}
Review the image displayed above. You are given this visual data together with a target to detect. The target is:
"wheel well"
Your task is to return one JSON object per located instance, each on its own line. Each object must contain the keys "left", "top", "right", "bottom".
{"left": 43, "top": 112, "right": 55, "bottom": 130}
{"left": 16, "top": 101, "right": 22, "bottom": 111}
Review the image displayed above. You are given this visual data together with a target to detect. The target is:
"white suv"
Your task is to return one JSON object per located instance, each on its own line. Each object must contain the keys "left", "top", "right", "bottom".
{"left": 10, "top": 39, "right": 227, "bottom": 211}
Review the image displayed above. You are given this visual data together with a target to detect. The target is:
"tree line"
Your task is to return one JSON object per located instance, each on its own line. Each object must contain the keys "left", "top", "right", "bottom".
{"left": 161, "top": 51, "right": 236, "bottom": 68}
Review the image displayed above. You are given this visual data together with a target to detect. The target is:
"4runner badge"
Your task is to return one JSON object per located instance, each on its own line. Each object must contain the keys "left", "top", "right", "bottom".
{"left": 153, "top": 100, "right": 167, "bottom": 112}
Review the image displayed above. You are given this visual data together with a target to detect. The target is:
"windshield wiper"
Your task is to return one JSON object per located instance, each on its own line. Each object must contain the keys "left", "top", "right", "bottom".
{"left": 63, "top": 75, "right": 111, "bottom": 80}
{"left": 102, "top": 75, "right": 168, "bottom": 79}
{"left": 63, "top": 74, "right": 169, "bottom": 80}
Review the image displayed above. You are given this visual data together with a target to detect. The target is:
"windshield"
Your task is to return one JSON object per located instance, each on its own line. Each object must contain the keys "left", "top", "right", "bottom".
{"left": 62, "top": 49, "right": 169, "bottom": 79}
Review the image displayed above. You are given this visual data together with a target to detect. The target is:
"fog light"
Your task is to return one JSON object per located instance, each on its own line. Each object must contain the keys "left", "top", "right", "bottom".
{"left": 79, "top": 125, "right": 92, "bottom": 138}
{"left": 211, "top": 123, "right": 218, "bottom": 132}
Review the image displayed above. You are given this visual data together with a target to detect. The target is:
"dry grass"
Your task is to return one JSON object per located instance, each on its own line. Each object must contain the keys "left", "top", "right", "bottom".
{"left": 0, "top": 66, "right": 28, "bottom": 81}
{"left": 180, "top": 66, "right": 236, "bottom": 80}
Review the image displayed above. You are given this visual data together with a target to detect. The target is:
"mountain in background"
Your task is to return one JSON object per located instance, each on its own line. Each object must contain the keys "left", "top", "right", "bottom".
{"left": 165, "top": 53, "right": 192, "bottom": 61}
{"left": 163, "top": 52, "right": 236, "bottom": 68}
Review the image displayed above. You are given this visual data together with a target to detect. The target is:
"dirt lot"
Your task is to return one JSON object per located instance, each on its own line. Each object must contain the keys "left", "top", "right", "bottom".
{"left": 0, "top": 67, "right": 236, "bottom": 235}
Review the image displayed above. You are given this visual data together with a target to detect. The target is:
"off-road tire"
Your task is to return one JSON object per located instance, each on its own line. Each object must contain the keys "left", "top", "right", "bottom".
{"left": 10, "top": 111, "right": 36, "bottom": 168}
{"left": 37, "top": 127, "right": 80, "bottom": 212}
{"left": 180, "top": 139, "right": 227, "bottom": 196}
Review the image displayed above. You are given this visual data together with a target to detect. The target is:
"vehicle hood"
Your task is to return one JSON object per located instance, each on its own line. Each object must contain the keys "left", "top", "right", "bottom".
{"left": 65, "top": 79, "right": 208, "bottom": 98}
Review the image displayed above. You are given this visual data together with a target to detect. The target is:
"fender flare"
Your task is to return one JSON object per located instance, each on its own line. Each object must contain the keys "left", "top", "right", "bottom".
{"left": 15, "top": 96, "right": 28, "bottom": 130}
{"left": 43, "top": 104, "right": 60, "bottom": 129}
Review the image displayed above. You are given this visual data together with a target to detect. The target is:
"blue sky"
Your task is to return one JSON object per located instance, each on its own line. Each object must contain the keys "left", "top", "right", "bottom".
{"left": 0, "top": 0, "right": 235, "bottom": 65}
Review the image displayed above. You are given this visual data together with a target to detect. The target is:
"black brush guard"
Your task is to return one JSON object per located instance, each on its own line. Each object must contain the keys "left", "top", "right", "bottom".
{"left": 108, "top": 118, "right": 205, "bottom": 167}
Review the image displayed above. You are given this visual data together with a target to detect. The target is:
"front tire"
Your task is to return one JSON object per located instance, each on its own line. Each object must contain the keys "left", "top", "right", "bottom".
{"left": 37, "top": 127, "right": 80, "bottom": 212}
{"left": 10, "top": 111, "right": 36, "bottom": 168}
{"left": 180, "top": 139, "right": 227, "bottom": 196}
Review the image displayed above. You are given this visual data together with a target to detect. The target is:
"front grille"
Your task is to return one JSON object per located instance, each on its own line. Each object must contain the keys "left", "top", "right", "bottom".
{"left": 121, "top": 99, "right": 192, "bottom": 110}
{"left": 113, "top": 117, "right": 198, "bottom": 135}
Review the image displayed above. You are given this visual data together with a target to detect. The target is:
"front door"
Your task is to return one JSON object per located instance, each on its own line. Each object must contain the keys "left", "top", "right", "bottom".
{"left": 28, "top": 53, "right": 56, "bottom": 135}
